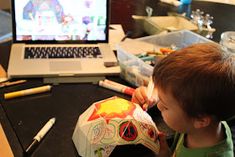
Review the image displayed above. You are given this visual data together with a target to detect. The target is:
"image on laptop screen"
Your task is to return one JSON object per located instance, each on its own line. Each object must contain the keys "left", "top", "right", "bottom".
{"left": 13, "top": 0, "right": 108, "bottom": 42}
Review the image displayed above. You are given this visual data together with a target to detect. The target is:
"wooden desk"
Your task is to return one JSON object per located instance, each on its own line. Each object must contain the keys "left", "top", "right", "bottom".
{"left": 1, "top": 1, "right": 235, "bottom": 157}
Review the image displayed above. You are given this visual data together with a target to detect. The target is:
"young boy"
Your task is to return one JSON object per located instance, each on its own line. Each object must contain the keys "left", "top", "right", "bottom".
{"left": 132, "top": 43, "right": 234, "bottom": 157}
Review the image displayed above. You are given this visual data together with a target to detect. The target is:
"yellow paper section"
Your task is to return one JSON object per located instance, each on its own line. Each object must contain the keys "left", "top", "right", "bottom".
{"left": 0, "top": 124, "right": 14, "bottom": 157}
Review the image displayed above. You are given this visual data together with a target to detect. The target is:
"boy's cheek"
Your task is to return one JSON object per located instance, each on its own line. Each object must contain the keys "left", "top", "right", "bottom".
{"left": 156, "top": 103, "right": 162, "bottom": 112}
{"left": 157, "top": 103, "right": 167, "bottom": 114}
{"left": 152, "top": 89, "right": 159, "bottom": 99}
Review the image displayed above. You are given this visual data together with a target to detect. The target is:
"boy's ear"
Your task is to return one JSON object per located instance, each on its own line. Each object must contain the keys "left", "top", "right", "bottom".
{"left": 193, "top": 115, "right": 212, "bottom": 129}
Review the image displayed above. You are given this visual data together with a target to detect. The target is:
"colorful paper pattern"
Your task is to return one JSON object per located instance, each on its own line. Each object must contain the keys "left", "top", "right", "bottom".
{"left": 72, "top": 96, "right": 159, "bottom": 157}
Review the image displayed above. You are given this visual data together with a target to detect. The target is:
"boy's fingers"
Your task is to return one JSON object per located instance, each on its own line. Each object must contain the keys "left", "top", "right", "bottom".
{"left": 139, "top": 87, "right": 148, "bottom": 104}
{"left": 148, "top": 98, "right": 157, "bottom": 108}
{"left": 132, "top": 87, "right": 147, "bottom": 105}
{"left": 142, "top": 103, "right": 148, "bottom": 111}
{"left": 159, "top": 132, "right": 167, "bottom": 147}
{"left": 158, "top": 132, "right": 171, "bottom": 157}
{"left": 131, "top": 91, "right": 144, "bottom": 104}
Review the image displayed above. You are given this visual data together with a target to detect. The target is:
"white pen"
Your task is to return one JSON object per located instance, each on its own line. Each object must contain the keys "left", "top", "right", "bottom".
{"left": 143, "top": 77, "right": 154, "bottom": 111}
{"left": 26, "top": 117, "right": 56, "bottom": 154}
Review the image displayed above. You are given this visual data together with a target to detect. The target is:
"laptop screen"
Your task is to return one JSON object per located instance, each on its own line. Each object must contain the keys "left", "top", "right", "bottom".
{"left": 12, "top": 0, "right": 109, "bottom": 43}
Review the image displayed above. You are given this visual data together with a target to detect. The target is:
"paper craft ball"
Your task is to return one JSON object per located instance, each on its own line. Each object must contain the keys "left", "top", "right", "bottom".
{"left": 72, "top": 96, "right": 159, "bottom": 157}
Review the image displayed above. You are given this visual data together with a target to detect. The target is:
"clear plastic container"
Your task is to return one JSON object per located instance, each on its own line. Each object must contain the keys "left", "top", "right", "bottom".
{"left": 117, "top": 30, "right": 215, "bottom": 87}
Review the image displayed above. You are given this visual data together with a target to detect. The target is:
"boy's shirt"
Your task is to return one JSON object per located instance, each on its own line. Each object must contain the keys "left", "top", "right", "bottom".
{"left": 171, "top": 121, "right": 234, "bottom": 157}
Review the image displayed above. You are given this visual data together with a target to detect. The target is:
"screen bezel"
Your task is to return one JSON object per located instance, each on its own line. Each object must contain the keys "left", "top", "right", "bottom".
{"left": 11, "top": 0, "right": 110, "bottom": 44}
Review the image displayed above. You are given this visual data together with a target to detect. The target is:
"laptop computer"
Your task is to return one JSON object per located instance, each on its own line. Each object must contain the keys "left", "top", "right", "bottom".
{"left": 8, "top": 0, "right": 120, "bottom": 78}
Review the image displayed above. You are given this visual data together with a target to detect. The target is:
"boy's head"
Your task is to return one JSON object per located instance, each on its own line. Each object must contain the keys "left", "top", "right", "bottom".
{"left": 153, "top": 43, "right": 235, "bottom": 122}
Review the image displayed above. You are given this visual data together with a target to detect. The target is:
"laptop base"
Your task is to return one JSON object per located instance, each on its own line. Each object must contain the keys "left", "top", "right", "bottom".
{"left": 43, "top": 76, "right": 105, "bottom": 85}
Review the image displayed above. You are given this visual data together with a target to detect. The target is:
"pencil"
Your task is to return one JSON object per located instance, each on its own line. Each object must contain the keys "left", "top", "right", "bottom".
{"left": 0, "top": 80, "right": 27, "bottom": 88}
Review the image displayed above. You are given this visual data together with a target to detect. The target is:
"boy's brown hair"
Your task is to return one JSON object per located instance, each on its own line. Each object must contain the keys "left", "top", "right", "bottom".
{"left": 153, "top": 43, "right": 235, "bottom": 121}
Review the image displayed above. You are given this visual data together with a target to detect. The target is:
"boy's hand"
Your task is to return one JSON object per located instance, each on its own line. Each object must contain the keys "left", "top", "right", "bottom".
{"left": 158, "top": 132, "right": 171, "bottom": 157}
{"left": 131, "top": 86, "right": 156, "bottom": 110}
{"left": 131, "top": 86, "right": 147, "bottom": 105}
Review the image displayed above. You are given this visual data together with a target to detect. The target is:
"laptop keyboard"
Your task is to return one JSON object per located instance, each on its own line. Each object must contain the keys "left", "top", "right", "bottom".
{"left": 24, "top": 46, "right": 102, "bottom": 59}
